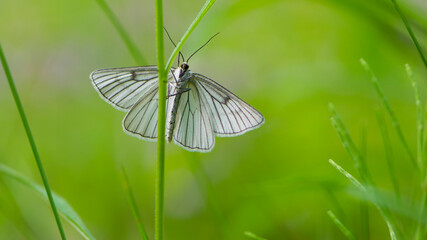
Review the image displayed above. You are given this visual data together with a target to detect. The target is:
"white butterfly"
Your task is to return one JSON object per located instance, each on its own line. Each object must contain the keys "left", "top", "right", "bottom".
{"left": 90, "top": 62, "right": 264, "bottom": 152}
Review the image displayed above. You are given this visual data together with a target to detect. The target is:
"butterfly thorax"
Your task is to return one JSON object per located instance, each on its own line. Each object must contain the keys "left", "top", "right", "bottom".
{"left": 167, "top": 63, "right": 193, "bottom": 142}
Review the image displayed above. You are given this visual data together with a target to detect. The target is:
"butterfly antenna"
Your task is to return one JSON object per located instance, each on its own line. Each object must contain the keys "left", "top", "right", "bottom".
{"left": 186, "top": 32, "right": 220, "bottom": 63}
{"left": 163, "top": 26, "right": 185, "bottom": 65}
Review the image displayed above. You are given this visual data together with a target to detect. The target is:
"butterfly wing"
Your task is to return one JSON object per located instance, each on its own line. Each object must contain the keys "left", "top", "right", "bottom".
{"left": 91, "top": 66, "right": 175, "bottom": 140}
{"left": 90, "top": 66, "right": 166, "bottom": 110}
{"left": 173, "top": 81, "right": 215, "bottom": 152}
{"left": 192, "top": 73, "right": 264, "bottom": 137}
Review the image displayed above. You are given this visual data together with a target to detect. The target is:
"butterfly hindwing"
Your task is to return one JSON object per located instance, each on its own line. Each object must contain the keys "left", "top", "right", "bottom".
{"left": 173, "top": 80, "right": 215, "bottom": 152}
{"left": 193, "top": 73, "right": 264, "bottom": 137}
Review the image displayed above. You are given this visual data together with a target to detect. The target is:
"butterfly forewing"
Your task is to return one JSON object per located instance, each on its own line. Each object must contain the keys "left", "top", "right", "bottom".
{"left": 193, "top": 73, "right": 264, "bottom": 136}
{"left": 90, "top": 66, "right": 166, "bottom": 110}
{"left": 173, "top": 80, "right": 215, "bottom": 152}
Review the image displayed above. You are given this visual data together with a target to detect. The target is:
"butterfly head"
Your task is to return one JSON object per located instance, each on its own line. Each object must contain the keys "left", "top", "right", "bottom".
{"left": 180, "top": 62, "right": 189, "bottom": 71}
{"left": 178, "top": 62, "right": 190, "bottom": 78}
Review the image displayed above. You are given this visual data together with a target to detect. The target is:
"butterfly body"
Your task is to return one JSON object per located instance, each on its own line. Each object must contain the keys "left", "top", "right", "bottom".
{"left": 167, "top": 63, "right": 192, "bottom": 142}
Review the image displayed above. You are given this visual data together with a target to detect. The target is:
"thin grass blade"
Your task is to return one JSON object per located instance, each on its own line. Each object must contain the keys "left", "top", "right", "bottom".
{"left": 360, "top": 58, "right": 417, "bottom": 170}
{"left": 327, "top": 210, "right": 356, "bottom": 240}
{"left": 165, "top": 0, "right": 216, "bottom": 74}
{"left": 244, "top": 231, "right": 267, "bottom": 240}
{"left": 120, "top": 166, "right": 149, "bottom": 240}
{"left": 0, "top": 164, "right": 95, "bottom": 240}
{"left": 390, "top": 0, "right": 427, "bottom": 69}
{"left": 329, "top": 159, "right": 399, "bottom": 240}
{"left": 375, "top": 109, "right": 401, "bottom": 198}
{"left": 94, "top": 0, "right": 147, "bottom": 65}
{"left": 0, "top": 43, "right": 67, "bottom": 240}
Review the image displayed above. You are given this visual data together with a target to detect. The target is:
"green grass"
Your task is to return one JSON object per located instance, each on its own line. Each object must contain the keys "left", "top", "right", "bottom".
{"left": 329, "top": 61, "right": 427, "bottom": 239}
{"left": 0, "top": 43, "right": 67, "bottom": 240}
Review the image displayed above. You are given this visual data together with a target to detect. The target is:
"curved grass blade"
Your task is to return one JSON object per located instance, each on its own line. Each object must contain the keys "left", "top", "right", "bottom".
{"left": 164, "top": 0, "right": 216, "bottom": 74}
{"left": 120, "top": 166, "right": 149, "bottom": 240}
{"left": 0, "top": 43, "right": 67, "bottom": 240}
{"left": 390, "top": 0, "right": 427, "bottom": 69}
{"left": 244, "top": 231, "right": 267, "bottom": 240}
{"left": 0, "top": 164, "right": 96, "bottom": 240}
{"left": 360, "top": 59, "right": 417, "bottom": 171}
{"left": 94, "top": 0, "right": 147, "bottom": 65}
{"left": 329, "top": 159, "right": 399, "bottom": 240}
{"left": 327, "top": 210, "right": 356, "bottom": 240}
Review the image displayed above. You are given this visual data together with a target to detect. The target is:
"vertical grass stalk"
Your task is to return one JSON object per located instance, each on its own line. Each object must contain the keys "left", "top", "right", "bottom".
{"left": 154, "top": 0, "right": 166, "bottom": 239}
{"left": 0, "top": 43, "right": 67, "bottom": 239}
{"left": 406, "top": 64, "right": 427, "bottom": 240}
{"left": 154, "top": 0, "right": 215, "bottom": 239}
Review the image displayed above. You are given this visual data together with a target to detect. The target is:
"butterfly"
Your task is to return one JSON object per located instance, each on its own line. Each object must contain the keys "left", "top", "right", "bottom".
{"left": 90, "top": 61, "right": 264, "bottom": 152}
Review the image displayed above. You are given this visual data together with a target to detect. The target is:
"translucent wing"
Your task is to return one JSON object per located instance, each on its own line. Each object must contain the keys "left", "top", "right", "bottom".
{"left": 90, "top": 66, "right": 173, "bottom": 110}
{"left": 173, "top": 81, "right": 215, "bottom": 152}
{"left": 122, "top": 80, "right": 175, "bottom": 140}
{"left": 192, "top": 73, "right": 264, "bottom": 136}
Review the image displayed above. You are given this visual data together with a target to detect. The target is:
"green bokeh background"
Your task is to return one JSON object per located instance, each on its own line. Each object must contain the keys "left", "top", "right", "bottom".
{"left": 1, "top": 0, "right": 427, "bottom": 239}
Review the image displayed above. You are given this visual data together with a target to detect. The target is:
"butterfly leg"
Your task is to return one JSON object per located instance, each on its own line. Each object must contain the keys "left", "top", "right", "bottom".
{"left": 167, "top": 88, "right": 190, "bottom": 98}
{"left": 169, "top": 69, "right": 178, "bottom": 84}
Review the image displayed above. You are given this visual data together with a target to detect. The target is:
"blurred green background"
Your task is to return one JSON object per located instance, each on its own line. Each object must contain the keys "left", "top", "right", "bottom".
{"left": 1, "top": 0, "right": 427, "bottom": 239}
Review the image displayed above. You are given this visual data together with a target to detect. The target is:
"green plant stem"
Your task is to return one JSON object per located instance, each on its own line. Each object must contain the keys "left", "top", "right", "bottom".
{"left": 0, "top": 43, "right": 67, "bottom": 239}
{"left": 121, "top": 166, "right": 149, "bottom": 240}
{"left": 165, "top": 0, "right": 216, "bottom": 73}
{"left": 154, "top": 0, "right": 166, "bottom": 239}
{"left": 95, "top": 0, "right": 147, "bottom": 65}
{"left": 390, "top": 0, "right": 427, "bottom": 69}
{"left": 154, "top": 0, "right": 216, "bottom": 238}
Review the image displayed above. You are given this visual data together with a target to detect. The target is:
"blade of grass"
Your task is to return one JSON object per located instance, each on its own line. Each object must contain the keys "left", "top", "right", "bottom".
{"left": 164, "top": 0, "right": 216, "bottom": 74}
{"left": 95, "top": 0, "right": 147, "bottom": 65}
{"left": 120, "top": 166, "right": 149, "bottom": 240}
{"left": 406, "top": 64, "right": 425, "bottom": 175}
{"left": 187, "top": 155, "right": 228, "bottom": 239}
{"left": 154, "top": 0, "right": 166, "bottom": 239}
{"left": 329, "top": 103, "right": 372, "bottom": 184}
{"left": 0, "top": 43, "right": 67, "bottom": 240}
{"left": 244, "top": 231, "right": 267, "bottom": 240}
{"left": 327, "top": 210, "right": 356, "bottom": 240}
{"left": 360, "top": 59, "right": 417, "bottom": 171}
{"left": 375, "top": 109, "right": 401, "bottom": 199}
{"left": 0, "top": 178, "right": 37, "bottom": 240}
{"left": 0, "top": 163, "right": 95, "bottom": 240}
{"left": 359, "top": 122, "right": 370, "bottom": 240}
{"left": 390, "top": 0, "right": 427, "bottom": 69}
{"left": 329, "top": 159, "right": 399, "bottom": 240}
{"left": 406, "top": 64, "right": 427, "bottom": 240}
